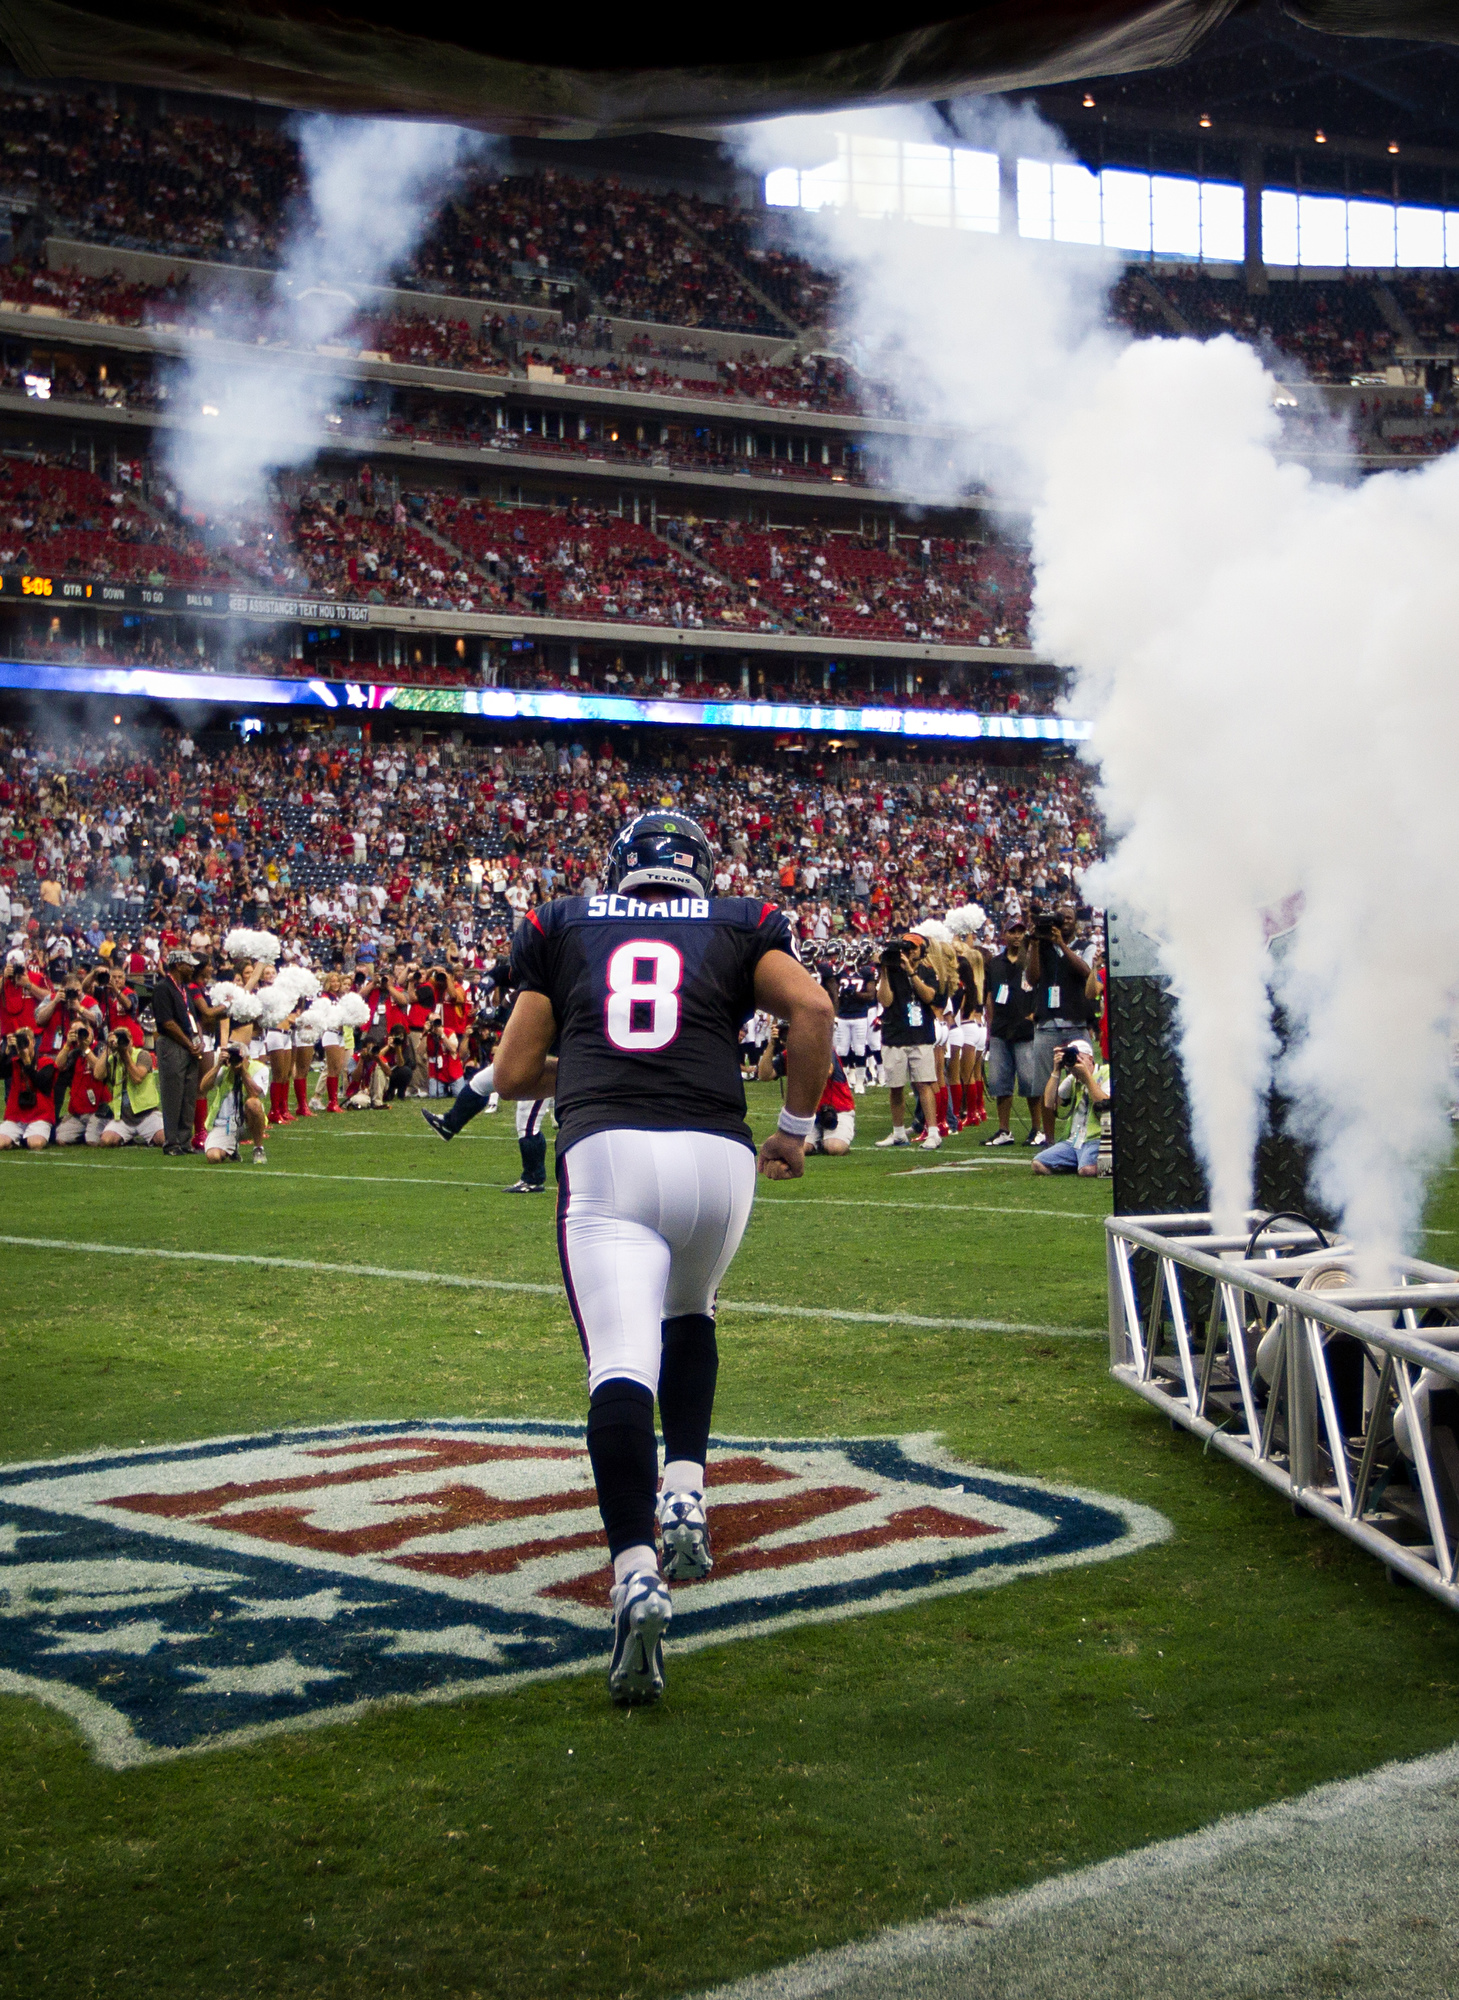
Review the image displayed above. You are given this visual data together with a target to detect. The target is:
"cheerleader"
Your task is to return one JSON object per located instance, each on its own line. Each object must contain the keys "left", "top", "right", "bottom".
{"left": 286, "top": 964, "right": 324, "bottom": 1118}
{"left": 915, "top": 924, "right": 961, "bottom": 1139}
{"left": 258, "top": 969, "right": 300, "bottom": 1124}
{"left": 951, "top": 943, "right": 988, "bottom": 1131}
{"left": 317, "top": 971, "right": 350, "bottom": 1113}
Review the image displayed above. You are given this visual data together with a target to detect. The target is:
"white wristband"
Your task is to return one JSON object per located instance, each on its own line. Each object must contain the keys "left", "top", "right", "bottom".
{"left": 777, "top": 1108, "right": 815, "bottom": 1139}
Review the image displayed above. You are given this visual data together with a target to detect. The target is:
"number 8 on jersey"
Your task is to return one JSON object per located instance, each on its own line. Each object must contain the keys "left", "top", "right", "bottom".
{"left": 605, "top": 940, "right": 683, "bottom": 1052}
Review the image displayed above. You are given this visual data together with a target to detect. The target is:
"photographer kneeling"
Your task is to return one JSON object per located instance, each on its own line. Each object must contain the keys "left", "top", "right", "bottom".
{"left": 758, "top": 1023, "right": 856, "bottom": 1154}
{"left": 99, "top": 1023, "right": 164, "bottom": 1148}
{"left": 1032, "top": 1038, "right": 1110, "bottom": 1178}
{"left": 54, "top": 1017, "right": 110, "bottom": 1146}
{"left": 0, "top": 1028, "right": 59, "bottom": 1150}
{"left": 200, "top": 1040, "right": 269, "bottom": 1166}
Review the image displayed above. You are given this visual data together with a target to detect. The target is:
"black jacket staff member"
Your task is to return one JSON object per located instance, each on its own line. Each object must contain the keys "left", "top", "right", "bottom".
{"left": 150, "top": 947, "right": 204, "bottom": 1156}
{"left": 1023, "top": 911, "right": 1096, "bottom": 1145}
{"left": 874, "top": 932, "right": 941, "bottom": 1150}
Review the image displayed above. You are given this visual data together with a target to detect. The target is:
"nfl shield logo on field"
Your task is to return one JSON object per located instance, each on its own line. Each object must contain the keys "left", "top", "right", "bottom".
{"left": 0, "top": 1421, "right": 1168, "bottom": 1765}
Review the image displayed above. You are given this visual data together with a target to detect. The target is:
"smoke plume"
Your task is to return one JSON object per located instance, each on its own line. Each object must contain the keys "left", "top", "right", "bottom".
{"left": 744, "top": 102, "right": 1459, "bottom": 1259}
{"left": 166, "top": 117, "right": 478, "bottom": 513}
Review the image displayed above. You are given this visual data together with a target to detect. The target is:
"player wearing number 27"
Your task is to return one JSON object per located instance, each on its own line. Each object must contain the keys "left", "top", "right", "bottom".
{"left": 491, "top": 811, "right": 833, "bottom": 1706}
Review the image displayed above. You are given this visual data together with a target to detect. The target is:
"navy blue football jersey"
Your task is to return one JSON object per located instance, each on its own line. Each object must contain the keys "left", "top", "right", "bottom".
{"left": 510, "top": 892, "right": 794, "bottom": 1155}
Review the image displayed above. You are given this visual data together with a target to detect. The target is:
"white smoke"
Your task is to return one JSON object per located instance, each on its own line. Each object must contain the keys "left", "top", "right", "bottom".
{"left": 739, "top": 100, "right": 1459, "bottom": 1261}
{"left": 167, "top": 117, "right": 479, "bottom": 513}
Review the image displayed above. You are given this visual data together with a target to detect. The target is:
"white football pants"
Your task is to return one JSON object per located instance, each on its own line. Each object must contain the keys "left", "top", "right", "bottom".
{"left": 557, "top": 1128, "right": 756, "bottom": 1396}
{"left": 516, "top": 1096, "right": 552, "bottom": 1138}
{"left": 833, "top": 1016, "right": 869, "bottom": 1059}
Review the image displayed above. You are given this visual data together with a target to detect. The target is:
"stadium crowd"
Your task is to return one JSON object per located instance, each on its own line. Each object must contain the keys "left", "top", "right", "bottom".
{"left": 0, "top": 717, "right": 1103, "bottom": 1162}
{"left": 0, "top": 720, "right": 1099, "bottom": 953}
{"left": 2, "top": 78, "right": 1451, "bottom": 395}
{"left": 0, "top": 446, "right": 1037, "bottom": 648}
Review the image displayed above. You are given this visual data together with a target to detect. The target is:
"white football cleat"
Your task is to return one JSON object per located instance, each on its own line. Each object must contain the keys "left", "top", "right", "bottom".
{"left": 875, "top": 1131, "right": 910, "bottom": 1148}
{"left": 657, "top": 1488, "right": 712, "bottom": 1581}
{"left": 607, "top": 1571, "right": 671, "bottom": 1706}
{"left": 920, "top": 1130, "right": 942, "bottom": 1150}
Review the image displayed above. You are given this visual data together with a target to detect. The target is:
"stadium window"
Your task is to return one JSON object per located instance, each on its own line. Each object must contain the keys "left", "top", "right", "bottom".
{"left": 846, "top": 134, "right": 900, "bottom": 219}
{"left": 1051, "top": 162, "right": 1102, "bottom": 246}
{"left": 952, "top": 148, "right": 999, "bottom": 232}
{"left": 1347, "top": 199, "right": 1396, "bottom": 267}
{"left": 1100, "top": 169, "right": 1153, "bottom": 254}
{"left": 1017, "top": 159, "right": 1053, "bottom": 240}
{"left": 1151, "top": 175, "right": 1201, "bottom": 257}
{"left": 901, "top": 141, "right": 955, "bottom": 227}
{"left": 1199, "top": 181, "right": 1244, "bottom": 260}
{"left": 1297, "top": 193, "right": 1347, "bottom": 266}
{"left": 1397, "top": 204, "right": 1446, "bottom": 267}
{"left": 1261, "top": 189, "right": 1299, "bottom": 266}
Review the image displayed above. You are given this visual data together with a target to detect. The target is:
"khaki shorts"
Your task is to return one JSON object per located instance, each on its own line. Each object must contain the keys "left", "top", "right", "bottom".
{"left": 881, "top": 1044, "right": 937, "bottom": 1088}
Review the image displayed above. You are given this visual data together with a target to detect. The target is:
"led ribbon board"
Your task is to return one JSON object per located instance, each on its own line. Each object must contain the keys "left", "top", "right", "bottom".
{"left": 0, "top": 659, "right": 1092, "bottom": 743}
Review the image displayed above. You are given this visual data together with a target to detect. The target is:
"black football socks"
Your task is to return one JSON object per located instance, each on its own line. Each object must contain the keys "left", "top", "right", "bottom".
{"left": 587, "top": 1378, "right": 658, "bottom": 1559}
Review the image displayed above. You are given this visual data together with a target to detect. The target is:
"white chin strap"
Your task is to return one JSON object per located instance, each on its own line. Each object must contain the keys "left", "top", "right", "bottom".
{"left": 615, "top": 868, "right": 704, "bottom": 897}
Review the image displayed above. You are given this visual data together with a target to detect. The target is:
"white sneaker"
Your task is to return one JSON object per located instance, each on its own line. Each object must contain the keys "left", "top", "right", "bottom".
{"left": 657, "top": 1489, "right": 712, "bottom": 1581}
{"left": 920, "top": 1130, "right": 941, "bottom": 1150}
{"left": 985, "top": 1130, "right": 1015, "bottom": 1147}
{"left": 607, "top": 1571, "right": 671, "bottom": 1707}
{"left": 875, "top": 1130, "right": 910, "bottom": 1148}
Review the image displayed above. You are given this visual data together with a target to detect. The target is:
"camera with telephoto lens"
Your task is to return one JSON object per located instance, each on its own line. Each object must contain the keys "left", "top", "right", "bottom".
{"left": 225, "top": 1045, "right": 244, "bottom": 1067}
{"left": 1033, "top": 909, "right": 1058, "bottom": 941}
{"left": 112, "top": 1028, "right": 131, "bottom": 1051}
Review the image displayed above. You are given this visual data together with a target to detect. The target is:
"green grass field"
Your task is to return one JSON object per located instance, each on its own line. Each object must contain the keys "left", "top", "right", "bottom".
{"left": 3, "top": 1089, "right": 1459, "bottom": 2000}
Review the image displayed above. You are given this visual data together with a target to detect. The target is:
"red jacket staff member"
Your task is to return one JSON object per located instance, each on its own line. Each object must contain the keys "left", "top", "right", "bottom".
{"left": 0, "top": 1027, "right": 58, "bottom": 1150}
{"left": 1, "top": 949, "right": 48, "bottom": 1037}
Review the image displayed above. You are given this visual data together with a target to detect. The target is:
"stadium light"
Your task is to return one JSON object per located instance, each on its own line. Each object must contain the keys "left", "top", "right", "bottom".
{"left": 1198, "top": 114, "right": 1212, "bottom": 129}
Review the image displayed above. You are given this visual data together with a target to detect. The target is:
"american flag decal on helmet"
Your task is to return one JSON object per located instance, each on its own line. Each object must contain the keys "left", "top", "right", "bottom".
{"left": 0, "top": 1421, "right": 1168, "bottom": 1766}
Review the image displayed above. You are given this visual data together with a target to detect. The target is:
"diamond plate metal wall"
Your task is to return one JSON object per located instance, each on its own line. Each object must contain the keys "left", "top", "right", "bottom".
{"left": 1105, "top": 910, "right": 1326, "bottom": 1222}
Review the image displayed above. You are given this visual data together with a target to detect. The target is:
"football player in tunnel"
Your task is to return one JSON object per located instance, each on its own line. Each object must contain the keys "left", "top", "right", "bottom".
{"left": 490, "top": 811, "right": 833, "bottom": 1706}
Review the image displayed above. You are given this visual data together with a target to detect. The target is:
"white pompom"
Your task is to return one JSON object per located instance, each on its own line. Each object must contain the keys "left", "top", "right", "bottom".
{"left": 273, "top": 965, "right": 321, "bottom": 1003}
{"left": 294, "top": 998, "right": 343, "bottom": 1035}
{"left": 223, "top": 927, "right": 280, "bottom": 964}
{"left": 338, "top": 993, "right": 371, "bottom": 1027}
{"left": 256, "top": 985, "right": 294, "bottom": 1027}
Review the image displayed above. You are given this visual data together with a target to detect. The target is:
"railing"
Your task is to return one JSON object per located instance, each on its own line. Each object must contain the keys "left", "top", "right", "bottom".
{"left": 1106, "top": 1211, "right": 1459, "bottom": 1610}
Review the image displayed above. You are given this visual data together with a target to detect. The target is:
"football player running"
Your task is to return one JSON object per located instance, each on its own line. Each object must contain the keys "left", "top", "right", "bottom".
{"left": 491, "top": 812, "right": 833, "bottom": 1708}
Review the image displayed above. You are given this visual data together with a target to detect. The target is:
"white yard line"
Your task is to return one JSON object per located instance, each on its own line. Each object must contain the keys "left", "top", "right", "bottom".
{"left": 0, "top": 1235, "right": 1101, "bottom": 1338}
{"left": 692, "top": 1742, "right": 1459, "bottom": 2000}
{"left": 758, "top": 1197, "right": 1096, "bottom": 1221}
{"left": 16, "top": 1163, "right": 1092, "bottom": 1215}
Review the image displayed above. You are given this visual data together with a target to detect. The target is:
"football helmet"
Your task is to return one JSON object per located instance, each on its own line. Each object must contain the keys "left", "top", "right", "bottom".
{"left": 605, "top": 811, "right": 716, "bottom": 898}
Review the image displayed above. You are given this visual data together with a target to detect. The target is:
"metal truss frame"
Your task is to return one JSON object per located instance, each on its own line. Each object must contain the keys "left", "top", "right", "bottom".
{"left": 1107, "top": 1212, "right": 1459, "bottom": 1611}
